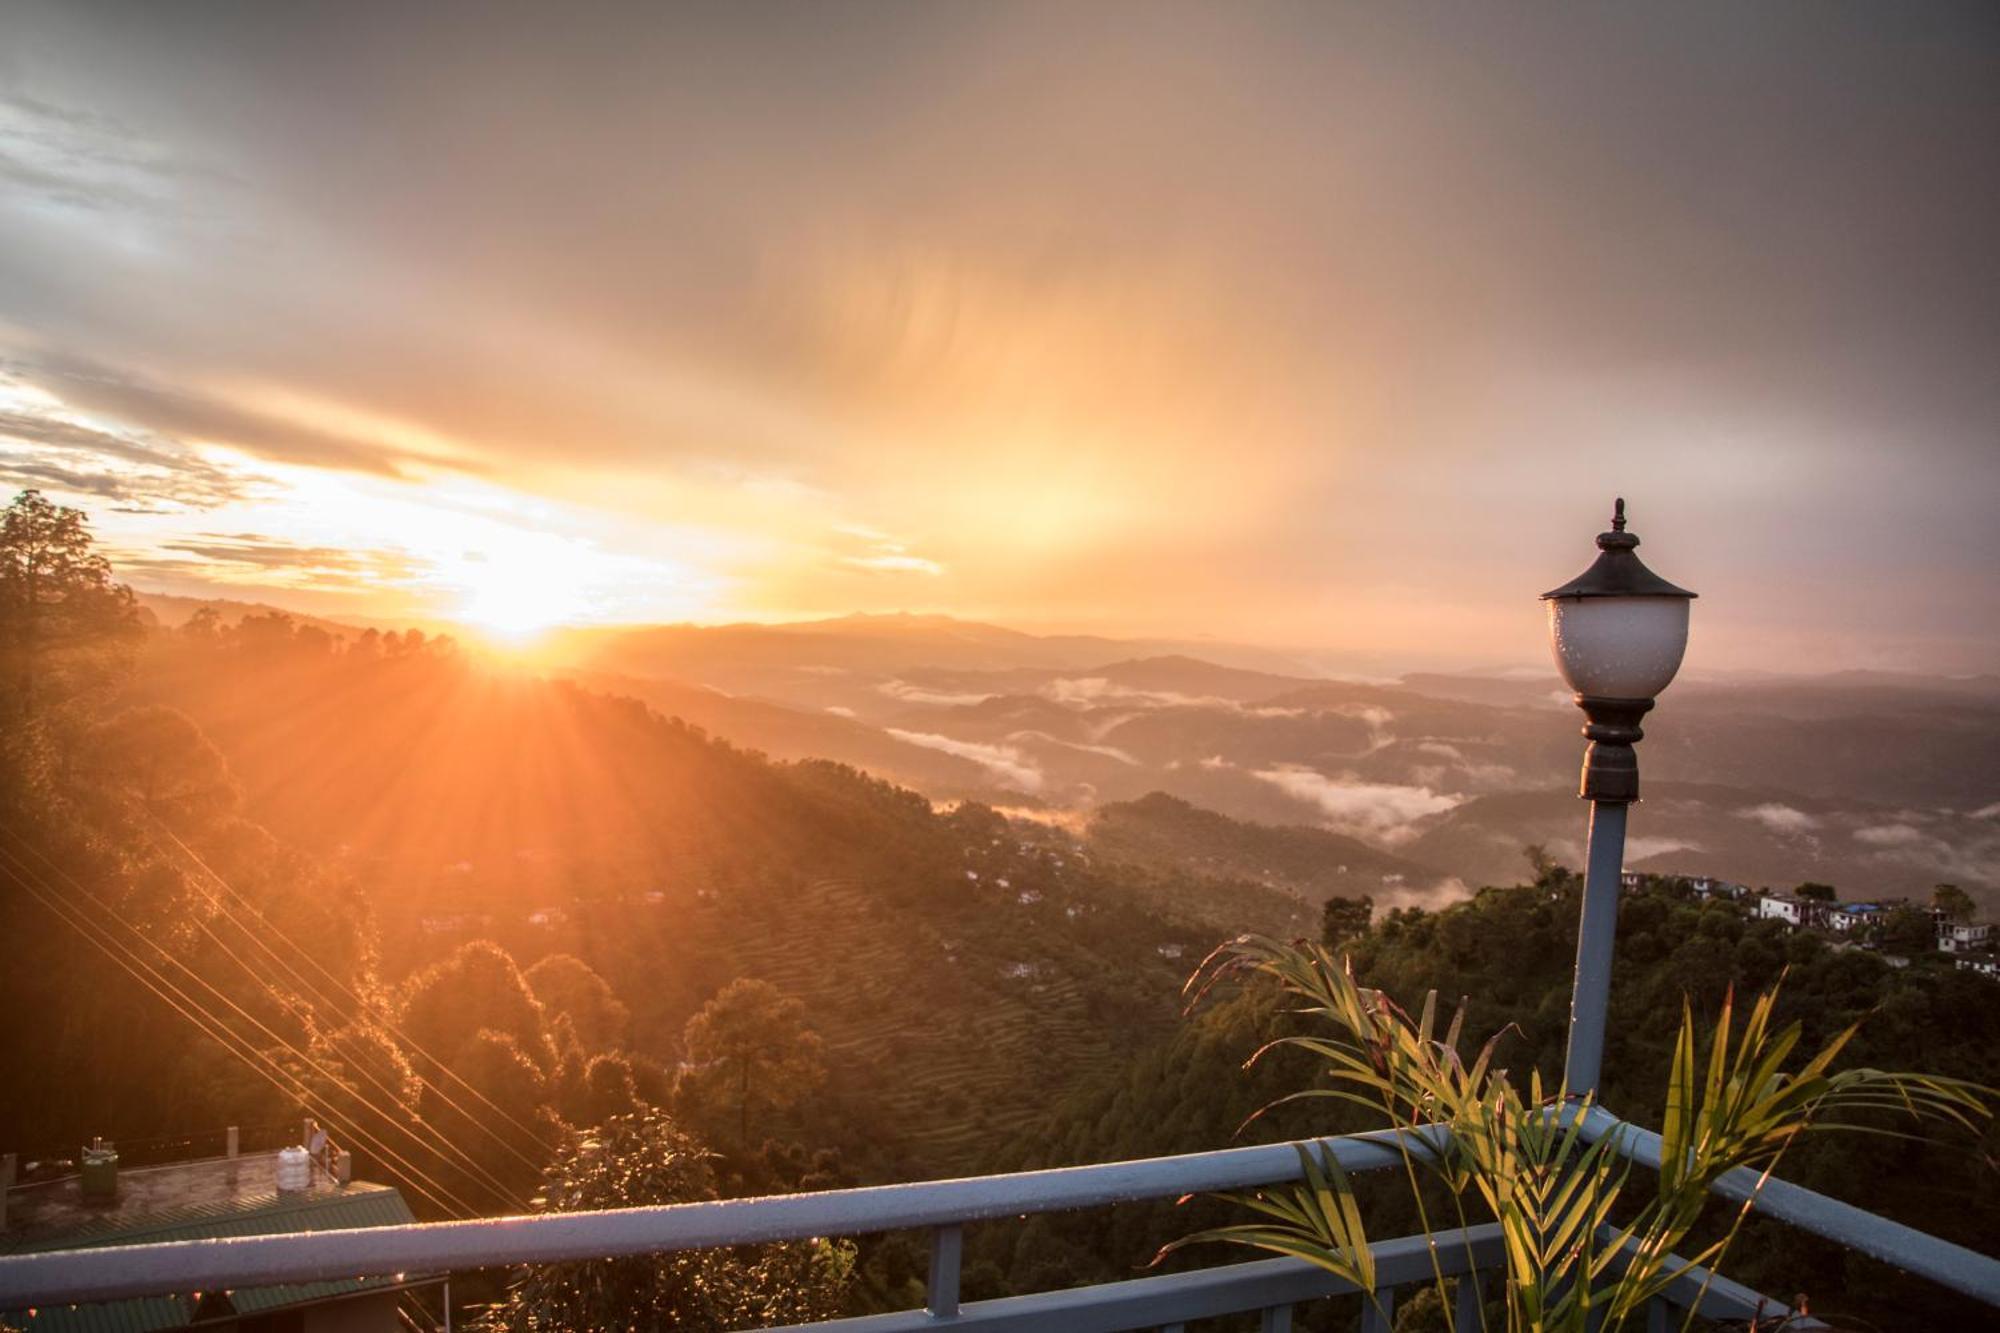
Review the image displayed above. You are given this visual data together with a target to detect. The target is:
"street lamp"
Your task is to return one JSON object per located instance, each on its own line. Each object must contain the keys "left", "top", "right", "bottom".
{"left": 1542, "top": 498, "right": 1695, "bottom": 1100}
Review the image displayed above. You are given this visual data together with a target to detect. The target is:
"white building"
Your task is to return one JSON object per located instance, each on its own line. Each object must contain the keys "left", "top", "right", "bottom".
{"left": 1954, "top": 954, "right": 1999, "bottom": 979}
{"left": 1758, "top": 894, "right": 1813, "bottom": 927}
{"left": 1939, "top": 921, "right": 1992, "bottom": 953}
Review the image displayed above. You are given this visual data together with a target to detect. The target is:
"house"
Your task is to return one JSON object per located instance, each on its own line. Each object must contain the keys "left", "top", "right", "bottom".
{"left": 1687, "top": 876, "right": 1747, "bottom": 902}
{"left": 1828, "top": 903, "right": 1883, "bottom": 933}
{"left": 1757, "top": 893, "right": 1821, "bottom": 928}
{"left": 1938, "top": 921, "right": 1992, "bottom": 953}
{"left": 1954, "top": 954, "right": 2000, "bottom": 979}
{"left": 1619, "top": 871, "right": 1646, "bottom": 894}
{"left": 2, "top": 1140, "right": 440, "bottom": 1332}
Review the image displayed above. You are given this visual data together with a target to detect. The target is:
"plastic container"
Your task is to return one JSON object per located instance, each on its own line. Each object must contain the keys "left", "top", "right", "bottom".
{"left": 80, "top": 1145, "right": 118, "bottom": 1201}
{"left": 276, "top": 1145, "right": 311, "bottom": 1192}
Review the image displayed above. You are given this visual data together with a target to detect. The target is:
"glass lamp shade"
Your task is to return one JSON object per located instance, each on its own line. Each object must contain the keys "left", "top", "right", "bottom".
{"left": 1546, "top": 595, "right": 1690, "bottom": 700}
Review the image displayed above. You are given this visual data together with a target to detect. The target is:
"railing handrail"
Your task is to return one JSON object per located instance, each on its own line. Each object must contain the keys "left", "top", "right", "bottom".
{"left": 3, "top": 1108, "right": 1989, "bottom": 1320}
{"left": 1577, "top": 1105, "right": 2000, "bottom": 1307}
{"left": 0, "top": 1123, "right": 1449, "bottom": 1307}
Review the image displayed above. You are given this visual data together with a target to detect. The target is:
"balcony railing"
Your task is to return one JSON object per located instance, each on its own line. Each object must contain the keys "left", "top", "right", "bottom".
{"left": 4, "top": 1099, "right": 1995, "bottom": 1329}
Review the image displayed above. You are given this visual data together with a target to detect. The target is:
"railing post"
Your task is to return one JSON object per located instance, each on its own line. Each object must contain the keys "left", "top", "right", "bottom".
{"left": 1359, "top": 1287, "right": 1396, "bottom": 1333}
{"left": 0, "top": 1152, "right": 13, "bottom": 1229}
{"left": 226, "top": 1126, "right": 239, "bottom": 1159}
{"left": 1454, "top": 1272, "right": 1484, "bottom": 1332}
{"left": 1260, "top": 1304, "right": 1292, "bottom": 1332}
{"left": 1562, "top": 798, "right": 1629, "bottom": 1098}
{"left": 926, "top": 1223, "right": 962, "bottom": 1318}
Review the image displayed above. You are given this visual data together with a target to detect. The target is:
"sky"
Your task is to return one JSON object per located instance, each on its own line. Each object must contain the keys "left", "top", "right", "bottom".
{"left": 1, "top": 1, "right": 1995, "bottom": 671}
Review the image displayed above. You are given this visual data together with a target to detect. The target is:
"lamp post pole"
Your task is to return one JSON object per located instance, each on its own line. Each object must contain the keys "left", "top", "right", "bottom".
{"left": 1542, "top": 500, "right": 1695, "bottom": 1101}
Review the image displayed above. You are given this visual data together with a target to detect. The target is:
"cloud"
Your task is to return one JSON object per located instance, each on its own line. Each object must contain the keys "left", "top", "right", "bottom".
{"left": 0, "top": 397, "right": 257, "bottom": 510}
{"left": 831, "top": 526, "right": 945, "bottom": 576}
{"left": 878, "top": 678, "right": 997, "bottom": 708}
{"left": 1624, "top": 835, "right": 1700, "bottom": 860}
{"left": 1250, "top": 764, "right": 1461, "bottom": 843}
{"left": 126, "top": 532, "right": 430, "bottom": 591}
{"left": 885, "top": 728, "right": 1042, "bottom": 792}
{"left": 1409, "top": 739, "right": 1518, "bottom": 787}
{"left": 1004, "top": 729, "right": 1139, "bottom": 765}
{"left": 1739, "top": 803, "right": 1819, "bottom": 835}
{"left": 0, "top": 91, "right": 222, "bottom": 216}
{"left": 6, "top": 350, "right": 463, "bottom": 479}
{"left": 1852, "top": 823, "right": 1928, "bottom": 848}
{"left": 1040, "top": 676, "right": 1310, "bottom": 719}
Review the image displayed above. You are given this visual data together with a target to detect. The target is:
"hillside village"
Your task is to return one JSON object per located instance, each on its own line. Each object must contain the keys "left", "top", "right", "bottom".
{"left": 1621, "top": 871, "right": 1997, "bottom": 977}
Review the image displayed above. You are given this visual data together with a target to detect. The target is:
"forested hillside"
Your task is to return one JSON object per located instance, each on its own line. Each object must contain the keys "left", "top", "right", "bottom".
{"left": 2, "top": 497, "right": 1226, "bottom": 1216}
{"left": 977, "top": 869, "right": 2000, "bottom": 1330}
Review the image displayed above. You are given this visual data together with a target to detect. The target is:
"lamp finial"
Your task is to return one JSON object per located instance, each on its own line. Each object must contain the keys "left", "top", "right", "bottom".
{"left": 1612, "top": 498, "right": 1626, "bottom": 532}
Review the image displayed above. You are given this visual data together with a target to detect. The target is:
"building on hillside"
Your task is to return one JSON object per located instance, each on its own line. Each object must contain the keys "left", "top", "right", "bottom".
{"left": 1938, "top": 921, "right": 1992, "bottom": 953}
{"left": 1756, "top": 893, "right": 1823, "bottom": 928}
{"left": 1686, "top": 876, "right": 1747, "bottom": 901}
{"left": 1828, "top": 903, "right": 1883, "bottom": 933}
{"left": 1619, "top": 871, "right": 1645, "bottom": 893}
{"left": 1954, "top": 953, "right": 1999, "bottom": 979}
{"left": 2, "top": 1137, "right": 443, "bottom": 1332}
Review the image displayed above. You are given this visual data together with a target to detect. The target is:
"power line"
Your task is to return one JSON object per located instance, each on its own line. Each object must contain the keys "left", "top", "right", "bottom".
{"left": 0, "top": 846, "right": 481, "bottom": 1217}
{"left": 0, "top": 843, "right": 493, "bottom": 1217}
{"left": 15, "top": 826, "right": 535, "bottom": 1204}
{"left": 150, "top": 816, "right": 556, "bottom": 1160}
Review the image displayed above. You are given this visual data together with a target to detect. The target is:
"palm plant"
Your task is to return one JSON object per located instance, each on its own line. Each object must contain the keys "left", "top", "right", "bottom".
{"left": 1168, "top": 936, "right": 1992, "bottom": 1332}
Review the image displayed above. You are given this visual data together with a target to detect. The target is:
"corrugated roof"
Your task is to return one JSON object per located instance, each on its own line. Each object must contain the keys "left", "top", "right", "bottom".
{"left": 2, "top": 1185, "right": 424, "bottom": 1333}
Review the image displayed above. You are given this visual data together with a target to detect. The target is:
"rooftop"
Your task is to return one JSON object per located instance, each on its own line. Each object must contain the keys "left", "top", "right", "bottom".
{"left": 1, "top": 1152, "right": 389, "bottom": 1252}
{"left": 3, "top": 1155, "right": 423, "bottom": 1333}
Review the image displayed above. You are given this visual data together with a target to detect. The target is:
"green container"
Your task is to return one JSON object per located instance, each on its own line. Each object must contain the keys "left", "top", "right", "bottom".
{"left": 80, "top": 1146, "right": 117, "bottom": 1201}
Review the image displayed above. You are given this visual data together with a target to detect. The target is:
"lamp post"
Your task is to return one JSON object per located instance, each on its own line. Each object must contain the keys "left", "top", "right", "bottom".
{"left": 1542, "top": 499, "right": 1695, "bottom": 1100}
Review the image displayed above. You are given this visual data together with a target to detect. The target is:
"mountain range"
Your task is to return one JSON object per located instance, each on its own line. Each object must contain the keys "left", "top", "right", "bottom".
{"left": 136, "top": 594, "right": 2000, "bottom": 913}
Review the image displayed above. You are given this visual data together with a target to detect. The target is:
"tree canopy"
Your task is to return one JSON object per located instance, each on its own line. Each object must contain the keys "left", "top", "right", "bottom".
{"left": 677, "top": 978, "right": 826, "bottom": 1151}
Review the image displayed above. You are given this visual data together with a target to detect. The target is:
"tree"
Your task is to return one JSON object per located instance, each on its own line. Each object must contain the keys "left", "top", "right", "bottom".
{"left": 1794, "top": 882, "right": 1838, "bottom": 903}
{"left": 1876, "top": 904, "right": 1937, "bottom": 955}
{"left": 1523, "top": 843, "right": 1573, "bottom": 890}
{"left": 398, "top": 941, "right": 553, "bottom": 1074}
{"left": 677, "top": 978, "right": 826, "bottom": 1150}
{"left": 525, "top": 953, "right": 631, "bottom": 1053}
{"left": 1320, "top": 895, "right": 1373, "bottom": 949}
{"left": 0, "top": 489, "right": 139, "bottom": 716}
{"left": 478, "top": 1112, "right": 852, "bottom": 1332}
{"left": 81, "top": 706, "right": 240, "bottom": 829}
{"left": 422, "top": 1028, "right": 561, "bottom": 1201}
{"left": 1933, "top": 884, "right": 1976, "bottom": 923}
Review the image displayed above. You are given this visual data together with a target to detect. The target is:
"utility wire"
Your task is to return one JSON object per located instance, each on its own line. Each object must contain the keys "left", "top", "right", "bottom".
{"left": 0, "top": 846, "right": 479, "bottom": 1218}
{"left": 0, "top": 842, "right": 493, "bottom": 1217}
{"left": 14, "top": 825, "right": 534, "bottom": 1204}
{"left": 0, "top": 854, "right": 472, "bottom": 1218}
{"left": 150, "top": 816, "right": 556, "bottom": 1160}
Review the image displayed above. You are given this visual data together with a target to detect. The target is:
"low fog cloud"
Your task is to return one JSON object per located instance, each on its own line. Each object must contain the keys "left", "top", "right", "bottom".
{"left": 886, "top": 728, "right": 1042, "bottom": 793}
{"left": 1249, "top": 764, "right": 1461, "bottom": 843}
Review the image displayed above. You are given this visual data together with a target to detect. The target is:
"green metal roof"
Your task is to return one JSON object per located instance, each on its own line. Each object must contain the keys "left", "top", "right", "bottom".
{"left": 3, "top": 1186, "right": 422, "bottom": 1333}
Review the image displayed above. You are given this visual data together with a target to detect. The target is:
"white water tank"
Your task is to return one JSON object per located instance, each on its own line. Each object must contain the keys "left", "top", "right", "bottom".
{"left": 276, "top": 1146, "right": 311, "bottom": 1193}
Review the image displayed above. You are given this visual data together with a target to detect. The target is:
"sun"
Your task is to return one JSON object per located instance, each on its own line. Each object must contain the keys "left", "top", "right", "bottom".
{"left": 451, "top": 533, "right": 607, "bottom": 643}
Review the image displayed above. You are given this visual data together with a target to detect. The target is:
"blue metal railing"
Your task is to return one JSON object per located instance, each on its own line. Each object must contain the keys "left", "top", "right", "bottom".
{"left": 11, "top": 1111, "right": 1951, "bottom": 1330}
